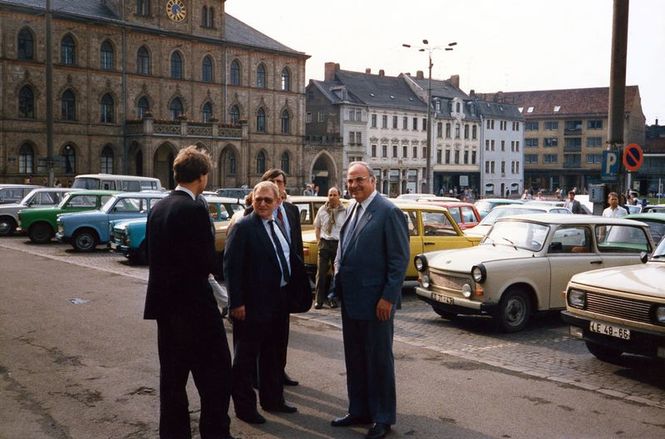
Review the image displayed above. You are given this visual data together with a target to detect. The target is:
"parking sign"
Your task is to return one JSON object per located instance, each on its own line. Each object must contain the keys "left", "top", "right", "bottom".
{"left": 601, "top": 151, "right": 619, "bottom": 181}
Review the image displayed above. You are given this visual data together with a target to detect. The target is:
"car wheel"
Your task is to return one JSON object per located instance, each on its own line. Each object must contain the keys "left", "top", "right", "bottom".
{"left": 73, "top": 229, "right": 97, "bottom": 252}
{"left": 585, "top": 341, "right": 623, "bottom": 363}
{"left": 0, "top": 216, "right": 17, "bottom": 236}
{"left": 29, "top": 223, "right": 53, "bottom": 244}
{"left": 432, "top": 305, "right": 457, "bottom": 320}
{"left": 496, "top": 288, "right": 532, "bottom": 333}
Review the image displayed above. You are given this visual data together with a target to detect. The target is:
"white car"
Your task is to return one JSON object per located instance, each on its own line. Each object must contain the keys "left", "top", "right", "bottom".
{"left": 465, "top": 203, "right": 572, "bottom": 238}
{"left": 415, "top": 215, "right": 655, "bottom": 332}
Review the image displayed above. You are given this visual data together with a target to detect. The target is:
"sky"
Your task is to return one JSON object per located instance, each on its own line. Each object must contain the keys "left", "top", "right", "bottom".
{"left": 225, "top": 0, "right": 665, "bottom": 125}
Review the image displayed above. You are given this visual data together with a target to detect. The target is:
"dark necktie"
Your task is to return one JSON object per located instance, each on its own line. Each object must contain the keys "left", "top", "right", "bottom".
{"left": 275, "top": 207, "right": 289, "bottom": 243}
{"left": 343, "top": 204, "right": 362, "bottom": 253}
{"left": 269, "top": 220, "right": 291, "bottom": 284}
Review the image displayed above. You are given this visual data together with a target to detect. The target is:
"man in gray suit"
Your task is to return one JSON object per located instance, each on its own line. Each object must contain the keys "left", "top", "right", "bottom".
{"left": 331, "top": 162, "right": 410, "bottom": 439}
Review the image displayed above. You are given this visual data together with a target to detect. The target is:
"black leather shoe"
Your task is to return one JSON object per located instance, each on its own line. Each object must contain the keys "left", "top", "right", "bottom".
{"left": 283, "top": 373, "right": 299, "bottom": 386}
{"left": 314, "top": 303, "right": 323, "bottom": 309}
{"left": 331, "top": 414, "right": 372, "bottom": 427}
{"left": 366, "top": 423, "right": 391, "bottom": 439}
{"left": 328, "top": 298, "right": 337, "bottom": 308}
{"left": 236, "top": 411, "right": 266, "bottom": 424}
{"left": 263, "top": 403, "right": 297, "bottom": 413}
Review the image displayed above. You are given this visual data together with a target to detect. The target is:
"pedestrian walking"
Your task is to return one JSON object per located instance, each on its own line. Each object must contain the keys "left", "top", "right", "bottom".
{"left": 602, "top": 192, "right": 627, "bottom": 218}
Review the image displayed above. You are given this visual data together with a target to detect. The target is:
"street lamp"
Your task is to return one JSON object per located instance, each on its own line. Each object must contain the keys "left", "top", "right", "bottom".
{"left": 403, "top": 40, "right": 456, "bottom": 194}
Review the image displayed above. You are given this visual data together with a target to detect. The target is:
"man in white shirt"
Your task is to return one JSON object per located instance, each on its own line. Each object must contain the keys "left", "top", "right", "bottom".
{"left": 602, "top": 192, "right": 628, "bottom": 218}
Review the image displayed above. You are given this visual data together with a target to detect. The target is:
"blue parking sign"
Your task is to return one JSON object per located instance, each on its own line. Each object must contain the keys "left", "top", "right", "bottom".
{"left": 601, "top": 151, "right": 619, "bottom": 181}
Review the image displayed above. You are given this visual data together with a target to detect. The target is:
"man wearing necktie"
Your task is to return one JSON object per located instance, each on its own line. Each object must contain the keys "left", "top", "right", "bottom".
{"left": 332, "top": 162, "right": 410, "bottom": 439}
{"left": 224, "top": 181, "right": 304, "bottom": 425}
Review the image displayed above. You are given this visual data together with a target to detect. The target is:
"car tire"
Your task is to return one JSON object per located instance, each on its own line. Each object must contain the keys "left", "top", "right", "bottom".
{"left": 0, "top": 216, "right": 17, "bottom": 236}
{"left": 432, "top": 305, "right": 457, "bottom": 320}
{"left": 29, "top": 222, "right": 53, "bottom": 244}
{"left": 585, "top": 341, "right": 623, "bottom": 363}
{"left": 496, "top": 288, "right": 532, "bottom": 333}
{"left": 73, "top": 229, "right": 97, "bottom": 252}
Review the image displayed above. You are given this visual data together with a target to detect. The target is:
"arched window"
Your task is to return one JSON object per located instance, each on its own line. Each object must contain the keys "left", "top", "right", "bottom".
{"left": 201, "top": 6, "right": 214, "bottom": 27}
{"left": 230, "top": 60, "right": 240, "bottom": 85}
{"left": 256, "top": 151, "right": 266, "bottom": 174}
{"left": 170, "top": 97, "right": 183, "bottom": 120}
{"left": 137, "top": 96, "right": 150, "bottom": 119}
{"left": 256, "top": 63, "right": 266, "bottom": 88}
{"left": 100, "top": 145, "right": 114, "bottom": 174}
{"left": 137, "top": 46, "right": 150, "bottom": 75}
{"left": 227, "top": 150, "right": 236, "bottom": 175}
{"left": 202, "top": 102, "right": 213, "bottom": 123}
{"left": 18, "top": 143, "right": 34, "bottom": 174}
{"left": 18, "top": 85, "right": 34, "bottom": 118}
{"left": 256, "top": 108, "right": 266, "bottom": 132}
{"left": 281, "top": 67, "right": 290, "bottom": 91}
{"left": 61, "top": 89, "right": 76, "bottom": 120}
{"left": 136, "top": 0, "right": 150, "bottom": 16}
{"left": 61, "top": 34, "right": 75, "bottom": 65}
{"left": 100, "top": 40, "right": 114, "bottom": 70}
{"left": 62, "top": 144, "right": 76, "bottom": 174}
{"left": 229, "top": 105, "right": 240, "bottom": 125}
{"left": 171, "top": 51, "right": 183, "bottom": 79}
{"left": 100, "top": 94, "right": 114, "bottom": 123}
{"left": 280, "top": 151, "right": 290, "bottom": 174}
{"left": 17, "top": 28, "right": 34, "bottom": 60}
{"left": 280, "top": 109, "right": 290, "bottom": 134}
{"left": 201, "top": 6, "right": 208, "bottom": 26}
{"left": 202, "top": 55, "right": 214, "bottom": 82}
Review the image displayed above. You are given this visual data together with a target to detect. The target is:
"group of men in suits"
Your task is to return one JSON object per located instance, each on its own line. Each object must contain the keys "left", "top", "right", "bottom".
{"left": 145, "top": 145, "right": 409, "bottom": 439}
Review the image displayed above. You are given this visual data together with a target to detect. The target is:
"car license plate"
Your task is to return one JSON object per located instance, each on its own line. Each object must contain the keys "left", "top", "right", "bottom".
{"left": 589, "top": 321, "right": 630, "bottom": 340}
{"left": 431, "top": 292, "right": 454, "bottom": 305}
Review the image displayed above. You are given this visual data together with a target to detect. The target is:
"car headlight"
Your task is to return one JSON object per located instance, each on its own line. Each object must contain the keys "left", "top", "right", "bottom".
{"left": 461, "top": 283, "right": 472, "bottom": 298}
{"left": 471, "top": 264, "right": 486, "bottom": 283}
{"left": 414, "top": 255, "right": 428, "bottom": 272}
{"left": 654, "top": 305, "right": 665, "bottom": 324}
{"left": 567, "top": 289, "right": 586, "bottom": 309}
{"left": 420, "top": 273, "right": 430, "bottom": 289}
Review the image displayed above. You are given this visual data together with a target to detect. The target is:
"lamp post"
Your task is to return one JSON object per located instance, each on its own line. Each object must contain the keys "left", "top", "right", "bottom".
{"left": 403, "top": 40, "right": 456, "bottom": 194}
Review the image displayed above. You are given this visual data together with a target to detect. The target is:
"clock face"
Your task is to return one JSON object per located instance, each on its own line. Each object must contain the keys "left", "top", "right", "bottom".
{"left": 166, "top": 0, "right": 186, "bottom": 22}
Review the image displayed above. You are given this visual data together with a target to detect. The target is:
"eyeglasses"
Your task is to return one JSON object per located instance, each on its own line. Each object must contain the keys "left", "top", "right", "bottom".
{"left": 254, "top": 197, "right": 275, "bottom": 204}
{"left": 346, "top": 176, "right": 369, "bottom": 185}
{"left": 270, "top": 178, "right": 285, "bottom": 184}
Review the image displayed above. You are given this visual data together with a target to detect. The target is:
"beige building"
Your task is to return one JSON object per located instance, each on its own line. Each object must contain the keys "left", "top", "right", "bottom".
{"left": 478, "top": 87, "right": 645, "bottom": 193}
{"left": 0, "top": 0, "right": 308, "bottom": 190}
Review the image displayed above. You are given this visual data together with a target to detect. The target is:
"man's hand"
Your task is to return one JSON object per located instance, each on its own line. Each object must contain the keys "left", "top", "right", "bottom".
{"left": 230, "top": 305, "right": 246, "bottom": 321}
{"left": 376, "top": 298, "right": 393, "bottom": 321}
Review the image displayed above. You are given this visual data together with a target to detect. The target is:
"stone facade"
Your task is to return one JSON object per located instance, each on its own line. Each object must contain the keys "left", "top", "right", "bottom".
{"left": 0, "top": 0, "right": 308, "bottom": 191}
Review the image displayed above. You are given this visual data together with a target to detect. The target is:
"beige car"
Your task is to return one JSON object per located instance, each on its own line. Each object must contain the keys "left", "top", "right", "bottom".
{"left": 302, "top": 201, "right": 481, "bottom": 281}
{"left": 415, "top": 215, "right": 655, "bottom": 332}
{"left": 562, "top": 236, "right": 665, "bottom": 362}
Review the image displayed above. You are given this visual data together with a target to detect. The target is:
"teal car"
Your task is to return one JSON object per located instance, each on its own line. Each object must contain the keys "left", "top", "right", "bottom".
{"left": 18, "top": 190, "right": 117, "bottom": 243}
{"left": 624, "top": 212, "right": 665, "bottom": 245}
{"left": 56, "top": 191, "right": 167, "bottom": 252}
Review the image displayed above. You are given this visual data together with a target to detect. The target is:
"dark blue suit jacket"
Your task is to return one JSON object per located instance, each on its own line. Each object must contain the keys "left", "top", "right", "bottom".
{"left": 335, "top": 194, "right": 410, "bottom": 320}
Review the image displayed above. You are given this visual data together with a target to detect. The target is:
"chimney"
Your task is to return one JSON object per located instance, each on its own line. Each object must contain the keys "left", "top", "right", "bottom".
{"left": 448, "top": 74, "right": 460, "bottom": 88}
{"left": 379, "top": 69, "right": 385, "bottom": 77}
{"left": 495, "top": 91, "right": 504, "bottom": 103}
{"left": 324, "top": 62, "right": 339, "bottom": 81}
{"left": 416, "top": 70, "right": 424, "bottom": 80}
{"left": 470, "top": 89, "right": 476, "bottom": 98}
{"left": 656, "top": 118, "right": 659, "bottom": 126}
{"left": 365, "top": 68, "right": 372, "bottom": 74}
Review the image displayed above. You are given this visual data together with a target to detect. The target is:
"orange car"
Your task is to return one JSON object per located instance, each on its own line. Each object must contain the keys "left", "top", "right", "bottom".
{"left": 420, "top": 200, "right": 481, "bottom": 229}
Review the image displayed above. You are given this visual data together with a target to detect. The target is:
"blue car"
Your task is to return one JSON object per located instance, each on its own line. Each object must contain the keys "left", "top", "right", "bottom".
{"left": 56, "top": 191, "right": 167, "bottom": 252}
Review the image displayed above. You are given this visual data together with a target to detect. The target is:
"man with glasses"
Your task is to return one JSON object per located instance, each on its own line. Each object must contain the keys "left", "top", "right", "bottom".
{"left": 224, "top": 181, "right": 307, "bottom": 424}
{"left": 331, "top": 162, "right": 409, "bottom": 439}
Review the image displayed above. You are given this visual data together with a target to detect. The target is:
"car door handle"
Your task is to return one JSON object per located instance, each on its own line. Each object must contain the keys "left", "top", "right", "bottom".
{"left": 590, "top": 260, "right": 603, "bottom": 264}
{"left": 424, "top": 242, "right": 436, "bottom": 246}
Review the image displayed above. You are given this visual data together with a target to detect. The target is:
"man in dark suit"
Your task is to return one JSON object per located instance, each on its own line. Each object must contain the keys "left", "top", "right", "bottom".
{"left": 564, "top": 190, "right": 584, "bottom": 214}
{"left": 331, "top": 162, "right": 410, "bottom": 439}
{"left": 224, "top": 181, "right": 307, "bottom": 424}
{"left": 144, "top": 145, "right": 233, "bottom": 439}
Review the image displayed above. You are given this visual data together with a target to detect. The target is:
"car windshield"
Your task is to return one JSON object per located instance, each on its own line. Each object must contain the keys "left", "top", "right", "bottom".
{"left": 653, "top": 238, "right": 665, "bottom": 258}
{"left": 485, "top": 221, "right": 549, "bottom": 251}
{"left": 478, "top": 207, "right": 546, "bottom": 226}
{"left": 102, "top": 196, "right": 120, "bottom": 212}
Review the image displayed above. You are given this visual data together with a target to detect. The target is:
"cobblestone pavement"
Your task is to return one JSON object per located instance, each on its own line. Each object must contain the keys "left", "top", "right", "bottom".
{"left": 2, "top": 236, "right": 664, "bottom": 410}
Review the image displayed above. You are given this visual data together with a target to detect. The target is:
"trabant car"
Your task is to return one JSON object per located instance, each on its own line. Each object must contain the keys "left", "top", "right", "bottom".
{"left": 415, "top": 215, "right": 655, "bottom": 332}
{"left": 562, "top": 237, "right": 665, "bottom": 362}
{"left": 18, "top": 190, "right": 117, "bottom": 243}
{"left": 286, "top": 196, "right": 339, "bottom": 231}
{"left": 474, "top": 198, "right": 523, "bottom": 218}
{"left": 56, "top": 191, "right": 167, "bottom": 251}
{"left": 421, "top": 200, "right": 481, "bottom": 230}
{"left": 0, "top": 187, "right": 75, "bottom": 236}
{"left": 302, "top": 201, "right": 481, "bottom": 282}
{"left": 0, "top": 184, "right": 41, "bottom": 204}
{"left": 623, "top": 212, "right": 665, "bottom": 245}
{"left": 465, "top": 203, "right": 572, "bottom": 238}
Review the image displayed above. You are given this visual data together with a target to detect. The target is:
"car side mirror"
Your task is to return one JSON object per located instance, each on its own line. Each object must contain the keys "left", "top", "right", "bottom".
{"left": 640, "top": 251, "right": 649, "bottom": 264}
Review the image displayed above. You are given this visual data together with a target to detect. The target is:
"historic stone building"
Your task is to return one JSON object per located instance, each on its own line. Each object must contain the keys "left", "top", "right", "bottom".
{"left": 0, "top": 0, "right": 308, "bottom": 190}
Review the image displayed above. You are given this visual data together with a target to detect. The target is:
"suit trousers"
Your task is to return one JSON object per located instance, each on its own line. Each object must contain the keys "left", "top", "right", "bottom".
{"left": 315, "top": 238, "right": 338, "bottom": 305}
{"left": 157, "top": 311, "right": 232, "bottom": 439}
{"left": 341, "top": 306, "right": 397, "bottom": 425}
{"left": 232, "top": 310, "right": 289, "bottom": 414}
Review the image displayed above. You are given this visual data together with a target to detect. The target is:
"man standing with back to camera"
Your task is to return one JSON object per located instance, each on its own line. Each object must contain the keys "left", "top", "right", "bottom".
{"left": 144, "top": 145, "right": 233, "bottom": 439}
{"left": 332, "top": 161, "right": 410, "bottom": 439}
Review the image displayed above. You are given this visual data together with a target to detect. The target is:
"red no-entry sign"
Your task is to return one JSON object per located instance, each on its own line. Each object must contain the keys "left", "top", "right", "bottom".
{"left": 622, "top": 143, "right": 644, "bottom": 172}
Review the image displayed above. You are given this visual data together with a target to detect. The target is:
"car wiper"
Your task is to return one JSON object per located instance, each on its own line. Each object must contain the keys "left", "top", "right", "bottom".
{"left": 651, "top": 254, "right": 665, "bottom": 259}
{"left": 500, "top": 236, "right": 517, "bottom": 249}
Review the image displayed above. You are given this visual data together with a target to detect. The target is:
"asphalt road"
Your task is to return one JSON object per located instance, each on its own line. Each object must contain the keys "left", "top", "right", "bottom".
{"left": 1, "top": 238, "right": 664, "bottom": 438}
